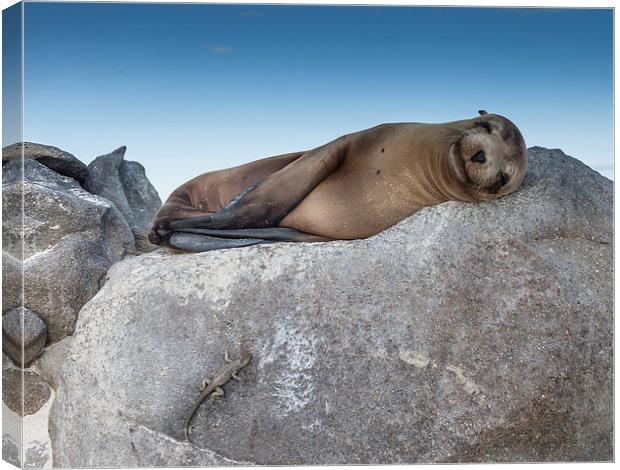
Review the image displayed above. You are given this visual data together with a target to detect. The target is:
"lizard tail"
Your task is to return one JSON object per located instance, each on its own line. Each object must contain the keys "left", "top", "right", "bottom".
{"left": 184, "top": 420, "right": 192, "bottom": 444}
{"left": 184, "top": 405, "right": 199, "bottom": 444}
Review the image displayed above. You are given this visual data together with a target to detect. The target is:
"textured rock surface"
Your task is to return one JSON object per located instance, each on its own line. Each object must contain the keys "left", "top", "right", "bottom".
{"left": 84, "top": 146, "right": 161, "bottom": 251}
{"left": 2, "top": 251, "right": 21, "bottom": 313}
{"left": 2, "top": 159, "right": 135, "bottom": 342}
{"left": 2, "top": 434, "right": 20, "bottom": 468}
{"left": 3, "top": 352, "right": 56, "bottom": 469}
{"left": 31, "top": 336, "right": 73, "bottom": 391}
{"left": 49, "top": 148, "right": 612, "bottom": 466}
{"left": 3, "top": 159, "right": 134, "bottom": 261}
{"left": 2, "top": 307, "right": 47, "bottom": 367}
{"left": 119, "top": 160, "right": 163, "bottom": 232}
{"left": 2, "top": 368, "right": 51, "bottom": 416}
{"left": 2, "top": 353, "right": 22, "bottom": 468}
{"left": 2, "top": 142, "right": 89, "bottom": 184}
{"left": 23, "top": 234, "right": 113, "bottom": 343}
{"left": 24, "top": 441, "right": 51, "bottom": 469}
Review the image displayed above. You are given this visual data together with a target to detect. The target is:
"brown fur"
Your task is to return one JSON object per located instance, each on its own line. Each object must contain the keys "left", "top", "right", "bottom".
{"left": 150, "top": 113, "right": 527, "bottom": 244}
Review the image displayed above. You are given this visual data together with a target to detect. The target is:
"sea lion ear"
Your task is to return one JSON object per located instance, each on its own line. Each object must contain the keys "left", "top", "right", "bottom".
{"left": 478, "top": 109, "right": 488, "bottom": 116}
{"left": 448, "top": 142, "right": 469, "bottom": 184}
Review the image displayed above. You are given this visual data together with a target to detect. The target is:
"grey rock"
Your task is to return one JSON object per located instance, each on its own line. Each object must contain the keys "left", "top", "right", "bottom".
{"left": 84, "top": 146, "right": 162, "bottom": 251}
{"left": 2, "top": 142, "right": 88, "bottom": 184}
{"left": 31, "top": 336, "right": 73, "bottom": 391}
{"left": 2, "top": 154, "right": 80, "bottom": 190}
{"left": 84, "top": 147, "right": 130, "bottom": 217}
{"left": 128, "top": 424, "right": 251, "bottom": 467}
{"left": 31, "top": 336, "right": 73, "bottom": 390}
{"left": 2, "top": 159, "right": 135, "bottom": 343}
{"left": 2, "top": 307, "right": 47, "bottom": 367}
{"left": 2, "top": 252, "right": 21, "bottom": 313}
{"left": 24, "top": 441, "right": 50, "bottom": 469}
{"left": 2, "top": 434, "right": 21, "bottom": 468}
{"left": 2, "top": 351, "right": 24, "bottom": 466}
{"left": 3, "top": 352, "right": 15, "bottom": 371}
{"left": 2, "top": 356, "right": 54, "bottom": 469}
{"left": 3, "top": 368, "right": 51, "bottom": 416}
{"left": 119, "top": 160, "right": 163, "bottom": 233}
{"left": 24, "top": 234, "right": 112, "bottom": 343}
{"left": 3, "top": 159, "right": 135, "bottom": 261}
{"left": 49, "top": 148, "right": 612, "bottom": 465}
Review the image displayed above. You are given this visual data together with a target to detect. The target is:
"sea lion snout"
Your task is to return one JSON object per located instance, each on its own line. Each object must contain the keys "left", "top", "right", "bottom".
{"left": 498, "top": 171, "right": 510, "bottom": 188}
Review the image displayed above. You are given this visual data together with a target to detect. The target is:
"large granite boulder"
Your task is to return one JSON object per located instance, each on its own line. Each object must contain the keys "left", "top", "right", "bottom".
{"left": 49, "top": 148, "right": 612, "bottom": 466}
{"left": 2, "top": 142, "right": 89, "bottom": 184}
{"left": 84, "top": 146, "right": 162, "bottom": 251}
{"left": 2, "top": 159, "right": 135, "bottom": 342}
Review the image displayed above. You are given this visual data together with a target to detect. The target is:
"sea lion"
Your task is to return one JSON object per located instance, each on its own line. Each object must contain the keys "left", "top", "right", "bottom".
{"left": 149, "top": 111, "right": 527, "bottom": 252}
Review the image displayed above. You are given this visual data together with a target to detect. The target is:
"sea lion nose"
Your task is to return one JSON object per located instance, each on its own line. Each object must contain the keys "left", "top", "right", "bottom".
{"left": 498, "top": 172, "right": 510, "bottom": 188}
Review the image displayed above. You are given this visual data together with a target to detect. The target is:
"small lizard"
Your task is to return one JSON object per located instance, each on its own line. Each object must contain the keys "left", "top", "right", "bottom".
{"left": 184, "top": 350, "right": 252, "bottom": 443}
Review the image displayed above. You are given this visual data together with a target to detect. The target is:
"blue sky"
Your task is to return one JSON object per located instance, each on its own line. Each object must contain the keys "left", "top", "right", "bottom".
{"left": 15, "top": 3, "right": 614, "bottom": 200}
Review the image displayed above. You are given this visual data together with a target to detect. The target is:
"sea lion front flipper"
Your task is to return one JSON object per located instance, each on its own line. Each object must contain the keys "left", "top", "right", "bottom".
{"left": 168, "top": 233, "right": 266, "bottom": 252}
{"left": 167, "top": 136, "right": 350, "bottom": 231}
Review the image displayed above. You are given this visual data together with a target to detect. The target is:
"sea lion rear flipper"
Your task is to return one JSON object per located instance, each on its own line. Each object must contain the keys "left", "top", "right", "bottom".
{"left": 168, "top": 233, "right": 267, "bottom": 252}
{"left": 167, "top": 137, "right": 350, "bottom": 231}
{"left": 175, "top": 227, "right": 332, "bottom": 242}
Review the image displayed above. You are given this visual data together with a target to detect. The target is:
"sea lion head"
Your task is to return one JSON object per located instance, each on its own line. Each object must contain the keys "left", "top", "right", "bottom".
{"left": 448, "top": 111, "right": 528, "bottom": 202}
